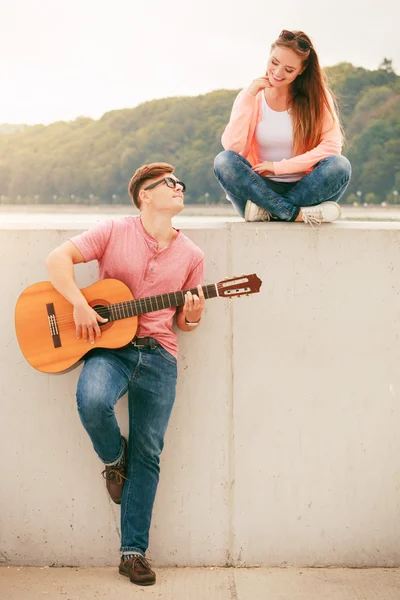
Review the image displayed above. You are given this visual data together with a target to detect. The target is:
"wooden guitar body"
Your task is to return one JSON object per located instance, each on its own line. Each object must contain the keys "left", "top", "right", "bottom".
{"left": 15, "top": 279, "right": 138, "bottom": 373}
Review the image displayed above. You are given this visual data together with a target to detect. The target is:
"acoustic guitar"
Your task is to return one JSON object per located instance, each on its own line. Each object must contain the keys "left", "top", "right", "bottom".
{"left": 15, "top": 275, "right": 262, "bottom": 374}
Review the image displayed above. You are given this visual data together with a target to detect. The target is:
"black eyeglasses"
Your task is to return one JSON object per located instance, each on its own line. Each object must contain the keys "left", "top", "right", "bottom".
{"left": 144, "top": 176, "right": 186, "bottom": 193}
{"left": 279, "top": 30, "right": 312, "bottom": 52}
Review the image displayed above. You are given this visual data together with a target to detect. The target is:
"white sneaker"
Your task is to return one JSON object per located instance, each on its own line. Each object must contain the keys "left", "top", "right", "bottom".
{"left": 301, "top": 202, "right": 341, "bottom": 227}
{"left": 244, "top": 200, "right": 272, "bottom": 222}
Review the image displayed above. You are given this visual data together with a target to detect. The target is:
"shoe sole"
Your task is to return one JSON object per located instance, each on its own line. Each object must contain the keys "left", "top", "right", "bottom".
{"left": 119, "top": 568, "right": 156, "bottom": 586}
{"left": 119, "top": 569, "right": 155, "bottom": 586}
{"left": 244, "top": 201, "right": 255, "bottom": 222}
{"left": 244, "top": 205, "right": 263, "bottom": 222}
{"left": 302, "top": 202, "right": 342, "bottom": 224}
{"left": 245, "top": 200, "right": 272, "bottom": 222}
{"left": 130, "top": 579, "right": 156, "bottom": 586}
{"left": 105, "top": 436, "right": 127, "bottom": 504}
{"left": 323, "top": 202, "right": 342, "bottom": 222}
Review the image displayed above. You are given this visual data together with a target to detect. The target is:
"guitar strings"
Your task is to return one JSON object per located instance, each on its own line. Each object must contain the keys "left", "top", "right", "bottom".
{"left": 49, "top": 284, "right": 222, "bottom": 325}
{"left": 52, "top": 298, "right": 187, "bottom": 324}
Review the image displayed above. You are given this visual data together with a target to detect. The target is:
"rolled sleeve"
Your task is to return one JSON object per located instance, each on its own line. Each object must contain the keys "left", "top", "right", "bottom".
{"left": 69, "top": 219, "right": 113, "bottom": 263}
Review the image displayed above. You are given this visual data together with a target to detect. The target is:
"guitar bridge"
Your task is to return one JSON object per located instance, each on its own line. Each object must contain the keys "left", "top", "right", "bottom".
{"left": 46, "top": 303, "right": 61, "bottom": 348}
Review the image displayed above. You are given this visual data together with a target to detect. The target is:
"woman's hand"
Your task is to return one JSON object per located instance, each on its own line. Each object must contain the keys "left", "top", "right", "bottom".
{"left": 245, "top": 76, "right": 272, "bottom": 97}
{"left": 252, "top": 161, "right": 275, "bottom": 176}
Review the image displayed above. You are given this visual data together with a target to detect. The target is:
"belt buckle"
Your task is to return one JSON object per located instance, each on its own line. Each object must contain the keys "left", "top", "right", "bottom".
{"left": 131, "top": 337, "right": 157, "bottom": 349}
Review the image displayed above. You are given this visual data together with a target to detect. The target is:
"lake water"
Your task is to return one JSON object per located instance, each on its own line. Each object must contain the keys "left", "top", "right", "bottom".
{"left": 1, "top": 207, "right": 400, "bottom": 227}
{"left": 0, "top": 212, "right": 242, "bottom": 228}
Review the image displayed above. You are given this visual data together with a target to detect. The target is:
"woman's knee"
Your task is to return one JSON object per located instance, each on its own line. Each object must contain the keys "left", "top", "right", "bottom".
{"left": 325, "top": 155, "right": 352, "bottom": 181}
{"left": 213, "top": 150, "right": 238, "bottom": 175}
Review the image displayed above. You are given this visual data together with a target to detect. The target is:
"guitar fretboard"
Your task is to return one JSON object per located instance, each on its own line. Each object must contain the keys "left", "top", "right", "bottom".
{"left": 108, "top": 283, "right": 218, "bottom": 321}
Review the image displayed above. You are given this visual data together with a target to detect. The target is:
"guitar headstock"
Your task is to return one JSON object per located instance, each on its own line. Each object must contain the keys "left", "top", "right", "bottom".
{"left": 216, "top": 274, "right": 262, "bottom": 298}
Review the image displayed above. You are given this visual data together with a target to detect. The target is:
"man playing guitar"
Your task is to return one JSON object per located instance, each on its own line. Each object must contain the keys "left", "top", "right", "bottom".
{"left": 45, "top": 162, "right": 205, "bottom": 587}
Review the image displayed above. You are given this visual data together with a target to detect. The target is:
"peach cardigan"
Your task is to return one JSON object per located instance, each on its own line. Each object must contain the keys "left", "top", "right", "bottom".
{"left": 221, "top": 89, "right": 342, "bottom": 176}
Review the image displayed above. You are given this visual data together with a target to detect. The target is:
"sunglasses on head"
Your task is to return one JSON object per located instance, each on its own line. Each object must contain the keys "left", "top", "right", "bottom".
{"left": 144, "top": 176, "right": 186, "bottom": 193}
{"left": 279, "top": 30, "right": 311, "bottom": 52}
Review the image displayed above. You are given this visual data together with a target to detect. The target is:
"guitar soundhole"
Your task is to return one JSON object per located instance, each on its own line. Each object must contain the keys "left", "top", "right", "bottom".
{"left": 92, "top": 304, "right": 111, "bottom": 324}
{"left": 89, "top": 301, "right": 113, "bottom": 332}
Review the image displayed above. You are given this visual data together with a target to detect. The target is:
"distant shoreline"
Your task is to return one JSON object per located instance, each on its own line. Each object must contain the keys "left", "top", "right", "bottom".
{"left": 0, "top": 203, "right": 237, "bottom": 216}
{"left": 1, "top": 203, "right": 400, "bottom": 221}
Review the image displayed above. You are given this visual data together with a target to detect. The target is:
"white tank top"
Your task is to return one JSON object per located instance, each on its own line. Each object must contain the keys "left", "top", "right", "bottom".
{"left": 254, "top": 93, "right": 303, "bottom": 182}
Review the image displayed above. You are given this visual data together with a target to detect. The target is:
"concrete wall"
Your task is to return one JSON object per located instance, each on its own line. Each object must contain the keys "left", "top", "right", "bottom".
{"left": 1, "top": 221, "right": 400, "bottom": 567}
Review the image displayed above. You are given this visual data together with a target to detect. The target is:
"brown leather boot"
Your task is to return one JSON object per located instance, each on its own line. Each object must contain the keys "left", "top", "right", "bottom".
{"left": 119, "top": 555, "right": 156, "bottom": 586}
{"left": 101, "top": 438, "right": 127, "bottom": 504}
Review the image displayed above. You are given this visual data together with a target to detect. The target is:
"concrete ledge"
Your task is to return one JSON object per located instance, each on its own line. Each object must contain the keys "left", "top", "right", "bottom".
{"left": 1, "top": 567, "right": 400, "bottom": 600}
{"left": 1, "top": 222, "right": 400, "bottom": 567}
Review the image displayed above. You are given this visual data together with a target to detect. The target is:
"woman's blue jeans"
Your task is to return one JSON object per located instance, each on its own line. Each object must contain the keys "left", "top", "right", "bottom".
{"left": 76, "top": 342, "right": 177, "bottom": 556}
{"left": 214, "top": 150, "right": 352, "bottom": 221}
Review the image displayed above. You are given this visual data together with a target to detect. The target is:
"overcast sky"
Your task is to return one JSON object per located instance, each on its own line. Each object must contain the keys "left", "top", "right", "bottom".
{"left": 1, "top": 0, "right": 398, "bottom": 124}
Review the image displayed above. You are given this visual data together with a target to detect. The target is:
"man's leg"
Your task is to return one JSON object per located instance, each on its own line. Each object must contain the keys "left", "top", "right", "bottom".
{"left": 119, "top": 345, "right": 177, "bottom": 585}
{"left": 214, "top": 150, "right": 300, "bottom": 221}
{"left": 76, "top": 348, "right": 135, "bottom": 502}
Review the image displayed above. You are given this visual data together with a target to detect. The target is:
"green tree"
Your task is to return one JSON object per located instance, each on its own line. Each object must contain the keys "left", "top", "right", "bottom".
{"left": 346, "top": 193, "right": 358, "bottom": 204}
{"left": 364, "top": 192, "right": 380, "bottom": 204}
{"left": 0, "top": 64, "right": 398, "bottom": 205}
{"left": 379, "top": 58, "right": 394, "bottom": 73}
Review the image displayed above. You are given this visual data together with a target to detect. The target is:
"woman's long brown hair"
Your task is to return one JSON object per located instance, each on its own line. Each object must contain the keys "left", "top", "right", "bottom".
{"left": 271, "top": 31, "right": 342, "bottom": 155}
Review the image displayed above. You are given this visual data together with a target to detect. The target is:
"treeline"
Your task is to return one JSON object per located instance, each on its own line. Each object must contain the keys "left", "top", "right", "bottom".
{"left": 0, "top": 61, "right": 398, "bottom": 205}
{"left": 326, "top": 60, "right": 399, "bottom": 204}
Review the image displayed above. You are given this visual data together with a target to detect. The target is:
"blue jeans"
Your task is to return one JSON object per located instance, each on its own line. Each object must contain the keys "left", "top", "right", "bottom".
{"left": 214, "top": 150, "right": 352, "bottom": 221}
{"left": 76, "top": 342, "right": 177, "bottom": 556}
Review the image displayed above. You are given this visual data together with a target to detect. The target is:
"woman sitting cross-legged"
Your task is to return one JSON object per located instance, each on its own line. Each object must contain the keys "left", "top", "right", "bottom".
{"left": 214, "top": 30, "right": 351, "bottom": 225}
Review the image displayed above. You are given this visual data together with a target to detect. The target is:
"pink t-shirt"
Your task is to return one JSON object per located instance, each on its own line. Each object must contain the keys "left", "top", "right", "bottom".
{"left": 70, "top": 216, "right": 204, "bottom": 358}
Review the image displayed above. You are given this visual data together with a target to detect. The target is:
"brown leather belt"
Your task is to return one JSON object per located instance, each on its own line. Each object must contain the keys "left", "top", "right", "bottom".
{"left": 131, "top": 336, "right": 158, "bottom": 348}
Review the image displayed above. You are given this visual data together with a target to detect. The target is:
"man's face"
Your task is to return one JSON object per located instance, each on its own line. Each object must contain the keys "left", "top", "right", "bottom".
{"left": 141, "top": 174, "right": 185, "bottom": 215}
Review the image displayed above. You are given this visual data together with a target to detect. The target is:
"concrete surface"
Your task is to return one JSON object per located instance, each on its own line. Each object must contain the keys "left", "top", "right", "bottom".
{"left": 1, "top": 567, "right": 400, "bottom": 600}
{"left": 230, "top": 223, "right": 400, "bottom": 567}
{"left": 1, "top": 221, "right": 400, "bottom": 567}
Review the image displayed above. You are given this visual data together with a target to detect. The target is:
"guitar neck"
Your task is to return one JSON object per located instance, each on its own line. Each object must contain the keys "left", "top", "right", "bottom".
{"left": 108, "top": 283, "right": 218, "bottom": 321}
